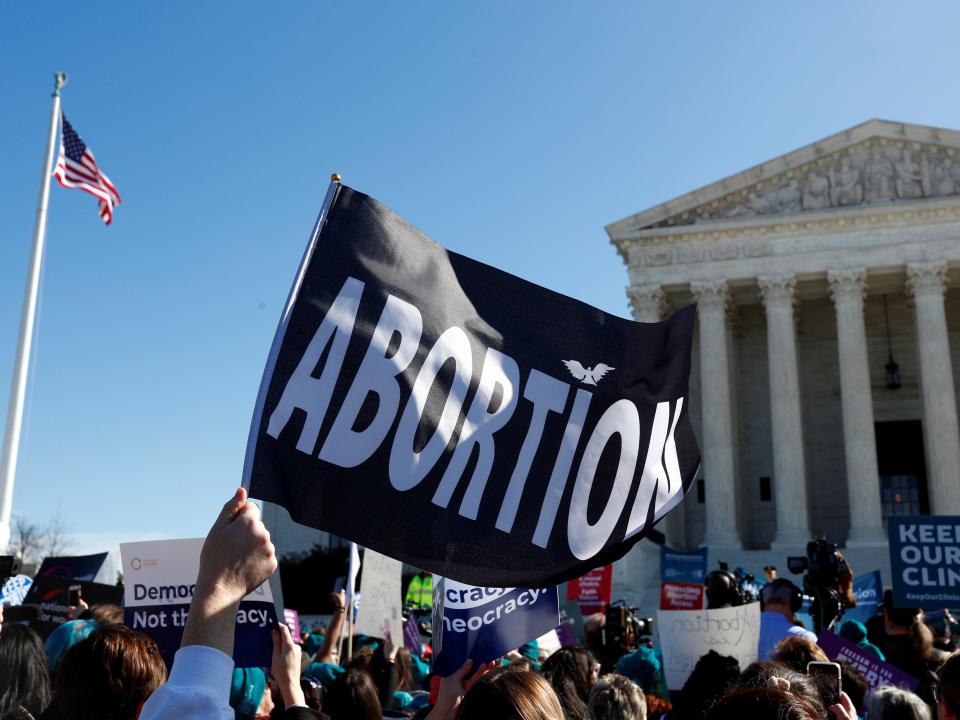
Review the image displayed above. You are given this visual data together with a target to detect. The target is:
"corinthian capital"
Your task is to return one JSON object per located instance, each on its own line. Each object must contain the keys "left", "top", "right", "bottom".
{"left": 827, "top": 268, "right": 868, "bottom": 306}
{"left": 690, "top": 279, "right": 731, "bottom": 315}
{"left": 758, "top": 274, "right": 797, "bottom": 308}
{"left": 627, "top": 284, "right": 667, "bottom": 321}
{"left": 905, "top": 262, "right": 949, "bottom": 299}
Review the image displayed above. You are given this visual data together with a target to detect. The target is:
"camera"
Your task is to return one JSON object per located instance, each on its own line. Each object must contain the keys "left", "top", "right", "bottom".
{"left": 0, "top": 555, "right": 21, "bottom": 585}
{"left": 705, "top": 561, "right": 759, "bottom": 608}
{"left": 603, "top": 601, "right": 653, "bottom": 654}
{"left": 787, "top": 537, "right": 853, "bottom": 633}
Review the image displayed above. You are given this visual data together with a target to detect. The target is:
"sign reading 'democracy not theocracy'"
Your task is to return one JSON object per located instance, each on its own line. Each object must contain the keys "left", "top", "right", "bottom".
{"left": 657, "top": 602, "right": 761, "bottom": 690}
{"left": 431, "top": 577, "right": 560, "bottom": 676}
{"left": 243, "top": 184, "right": 699, "bottom": 588}
{"left": 888, "top": 516, "right": 960, "bottom": 608}
{"left": 120, "top": 539, "right": 277, "bottom": 668}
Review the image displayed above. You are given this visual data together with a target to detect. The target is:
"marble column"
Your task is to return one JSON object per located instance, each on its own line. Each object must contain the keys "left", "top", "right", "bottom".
{"left": 758, "top": 274, "right": 811, "bottom": 548}
{"left": 905, "top": 262, "right": 960, "bottom": 515}
{"left": 690, "top": 280, "right": 742, "bottom": 550}
{"left": 827, "top": 268, "right": 885, "bottom": 546}
{"left": 627, "top": 285, "right": 688, "bottom": 549}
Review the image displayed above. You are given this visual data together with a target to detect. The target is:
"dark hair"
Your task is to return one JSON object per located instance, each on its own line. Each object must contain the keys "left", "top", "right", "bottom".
{"left": 78, "top": 603, "right": 124, "bottom": 626}
{"left": 395, "top": 646, "right": 413, "bottom": 691}
{"left": 457, "top": 666, "right": 564, "bottom": 720}
{"left": 738, "top": 662, "right": 825, "bottom": 717}
{"left": 673, "top": 650, "right": 741, "bottom": 719}
{"left": 323, "top": 668, "right": 381, "bottom": 720}
{"left": 838, "top": 659, "right": 869, "bottom": 715}
{"left": 0, "top": 624, "right": 51, "bottom": 718}
{"left": 705, "top": 687, "right": 820, "bottom": 720}
{"left": 300, "top": 676, "right": 324, "bottom": 711}
{"left": 939, "top": 651, "right": 960, "bottom": 716}
{"left": 540, "top": 647, "right": 593, "bottom": 720}
{"left": 56, "top": 624, "right": 167, "bottom": 720}
{"left": 770, "top": 636, "right": 828, "bottom": 673}
{"left": 588, "top": 673, "right": 646, "bottom": 720}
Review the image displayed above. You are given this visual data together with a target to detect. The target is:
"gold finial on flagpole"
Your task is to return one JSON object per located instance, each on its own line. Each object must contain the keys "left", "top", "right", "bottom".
{"left": 331, "top": 173, "right": 341, "bottom": 183}
{"left": 53, "top": 72, "right": 68, "bottom": 97}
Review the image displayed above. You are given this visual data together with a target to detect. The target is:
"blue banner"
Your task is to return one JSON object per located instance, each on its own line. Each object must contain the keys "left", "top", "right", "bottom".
{"left": 34, "top": 553, "right": 108, "bottom": 582}
{"left": 844, "top": 571, "right": 883, "bottom": 624}
{"left": 888, "top": 516, "right": 960, "bottom": 609}
{"left": 432, "top": 578, "right": 560, "bottom": 676}
{"left": 660, "top": 546, "right": 708, "bottom": 584}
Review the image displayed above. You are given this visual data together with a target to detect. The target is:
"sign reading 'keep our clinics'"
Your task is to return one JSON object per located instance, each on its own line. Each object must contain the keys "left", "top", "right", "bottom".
{"left": 120, "top": 539, "right": 277, "bottom": 668}
{"left": 432, "top": 577, "right": 560, "bottom": 676}
{"left": 888, "top": 516, "right": 960, "bottom": 608}
{"left": 243, "top": 184, "right": 700, "bottom": 589}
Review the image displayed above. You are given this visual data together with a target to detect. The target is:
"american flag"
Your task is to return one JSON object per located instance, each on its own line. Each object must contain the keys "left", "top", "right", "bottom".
{"left": 53, "top": 114, "right": 121, "bottom": 225}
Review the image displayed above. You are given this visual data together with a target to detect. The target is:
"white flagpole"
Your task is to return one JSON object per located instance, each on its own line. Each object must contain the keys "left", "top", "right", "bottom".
{"left": 0, "top": 72, "right": 67, "bottom": 549}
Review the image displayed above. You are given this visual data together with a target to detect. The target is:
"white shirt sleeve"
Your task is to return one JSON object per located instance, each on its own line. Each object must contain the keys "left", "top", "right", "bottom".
{"left": 138, "top": 645, "right": 236, "bottom": 720}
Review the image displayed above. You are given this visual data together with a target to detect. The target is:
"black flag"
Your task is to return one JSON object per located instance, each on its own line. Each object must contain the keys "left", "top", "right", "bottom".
{"left": 245, "top": 184, "right": 699, "bottom": 588}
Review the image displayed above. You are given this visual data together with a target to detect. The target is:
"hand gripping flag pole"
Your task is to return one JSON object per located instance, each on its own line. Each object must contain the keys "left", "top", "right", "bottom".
{"left": 0, "top": 72, "right": 68, "bottom": 549}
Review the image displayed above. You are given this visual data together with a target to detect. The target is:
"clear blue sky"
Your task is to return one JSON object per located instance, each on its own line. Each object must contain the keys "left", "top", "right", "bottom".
{"left": 3, "top": 1, "right": 959, "bottom": 553}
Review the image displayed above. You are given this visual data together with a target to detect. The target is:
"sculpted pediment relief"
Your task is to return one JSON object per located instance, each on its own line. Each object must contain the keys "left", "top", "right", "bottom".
{"left": 606, "top": 121, "right": 960, "bottom": 237}
{"left": 653, "top": 140, "right": 960, "bottom": 228}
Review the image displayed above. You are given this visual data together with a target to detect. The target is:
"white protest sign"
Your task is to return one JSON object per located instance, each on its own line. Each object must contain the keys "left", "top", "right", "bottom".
{"left": 1, "top": 574, "right": 33, "bottom": 606}
{"left": 657, "top": 601, "right": 761, "bottom": 690}
{"left": 120, "top": 538, "right": 276, "bottom": 667}
{"left": 355, "top": 548, "right": 403, "bottom": 647}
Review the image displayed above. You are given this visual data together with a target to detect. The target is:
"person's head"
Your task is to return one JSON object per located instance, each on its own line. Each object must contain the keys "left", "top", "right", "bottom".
{"left": 867, "top": 685, "right": 932, "bottom": 720}
{"left": 763, "top": 565, "right": 778, "bottom": 583}
{"left": 675, "top": 650, "right": 741, "bottom": 719}
{"left": 738, "top": 662, "right": 825, "bottom": 717}
{"left": 230, "top": 667, "right": 271, "bottom": 720}
{"left": 705, "top": 570, "right": 739, "bottom": 609}
{"left": 540, "top": 647, "right": 594, "bottom": 720}
{"left": 938, "top": 651, "right": 960, "bottom": 720}
{"left": 0, "top": 623, "right": 51, "bottom": 719}
{"left": 395, "top": 646, "right": 413, "bottom": 691}
{"left": 760, "top": 579, "right": 802, "bottom": 616}
{"left": 43, "top": 618, "right": 97, "bottom": 677}
{"left": 770, "top": 636, "right": 828, "bottom": 674}
{"left": 588, "top": 673, "right": 646, "bottom": 720}
{"left": 56, "top": 624, "right": 167, "bottom": 720}
{"left": 78, "top": 603, "right": 124, "bottom": 626}
{"left": 838, "top": 660, "right": 869, "bottom": 717}
{"left": 457, "top": 666, "right": 564, "bottom": 720}
{"left": 885, "top": 601, "right": 922, "bottom": 633}
{"left": 323, "top": 668, "right": 381, "bottom": 720}
{"left": 704, "top": 687, "right": 820, "bottom": 720}
{"left": 299, "top": 676, "right": 324, "bottom": 711}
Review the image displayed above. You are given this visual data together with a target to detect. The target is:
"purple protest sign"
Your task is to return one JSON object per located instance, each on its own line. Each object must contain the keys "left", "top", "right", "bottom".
{"left": 818, "top": 629, "right": 918, "bottom": 692}
{"left": 284, "top": 609, "right": 302, "bottom": 644}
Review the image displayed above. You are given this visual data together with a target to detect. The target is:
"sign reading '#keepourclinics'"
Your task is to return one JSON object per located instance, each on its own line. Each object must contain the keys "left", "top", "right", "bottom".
{"left": 120, "top": 539, "right": 277, "bottom": 668}
{"left": 888, "top": 516, "right": 960, "bottom": 608}
{"left": 431, "top": 577, "right": 560, "bottom": 676}
{"left": 243, "top": 183, "right": 699, "bottom": 588}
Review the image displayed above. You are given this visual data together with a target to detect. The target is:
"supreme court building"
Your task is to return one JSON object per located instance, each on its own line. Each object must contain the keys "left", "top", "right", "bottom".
{"left": 610, "top": 120, "right": 960, "bottom": 607}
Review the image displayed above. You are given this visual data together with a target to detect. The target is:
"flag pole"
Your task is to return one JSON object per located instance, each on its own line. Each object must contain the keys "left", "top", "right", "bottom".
{"left": 0, "top": 72, "right": 67, "bottom": 549}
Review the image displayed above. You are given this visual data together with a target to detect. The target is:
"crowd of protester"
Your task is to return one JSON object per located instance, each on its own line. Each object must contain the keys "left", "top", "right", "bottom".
{"left": 2, "top": 488, "right": 959, "bottom": 720}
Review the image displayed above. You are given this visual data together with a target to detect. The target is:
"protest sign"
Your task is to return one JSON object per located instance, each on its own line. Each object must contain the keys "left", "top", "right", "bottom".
{"left": 284, "top": 609, "right": 302, "bottom": 643}
{"left": 658, "top": 602, "right": 761, "bottom": 689}
{"left": 660, "top": 545, "right": 708, "bottom": 584}
{"left": 660, "top": 582, "right": 704, "bottom": 610}
{"left": 1, "top": 574, "right": 32, "bottom": 606}
{"left": 243, "top": 183, "right": 699, "bottom": 588}
{"left": 567, "top": 565, "right": 612, "bottom": 615}
{"left": 888, "top": 516, "right": 960, "bottom": 608}
{"left": 22, "top": 575, "right": 123, "bottom": 638}
{"left": 818, "top": 629, "right": 918, "bottom": 691}
{"left": 556, "top": 599, "right": 586, "bottom": 647}
{"left": 34, "top": 552, "right": 108, "bottom": 582}
{"left": 355, "top": 549, "right": 403, "bottom": 647}
{"left": 431, "top": 576, "right": 560, "bottom": 675}
{"left": 120, "top": 539, "right": 277, "bottom": 667}
{"left": 843, "top": 570, "right": 883, "bottom": 624}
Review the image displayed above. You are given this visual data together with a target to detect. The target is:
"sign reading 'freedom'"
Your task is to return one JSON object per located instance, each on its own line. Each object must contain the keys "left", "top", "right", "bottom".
{"left": 244, "top": 184, "right": 699, "bottom": 587}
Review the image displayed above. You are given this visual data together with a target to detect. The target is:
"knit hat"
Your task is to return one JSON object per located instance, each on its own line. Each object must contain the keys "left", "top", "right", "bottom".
{"left": 229, "top": 667, "right": 267, "bottom": 720}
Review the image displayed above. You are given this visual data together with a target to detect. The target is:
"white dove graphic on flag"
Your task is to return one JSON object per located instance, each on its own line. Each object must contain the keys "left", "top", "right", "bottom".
{"left": 562, "top": 360, "right": 615, "bottom": 386}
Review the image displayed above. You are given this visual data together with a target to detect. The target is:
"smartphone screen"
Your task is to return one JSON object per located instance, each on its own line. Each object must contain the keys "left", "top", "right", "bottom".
{"left": 68, "top": 584, "right": 82, "bottom": 606}
{"left": 807, "top": 661, "right": 841, "bottom": 706}
{"left": 333, "top": 576, "right": 344, "bottom": 594}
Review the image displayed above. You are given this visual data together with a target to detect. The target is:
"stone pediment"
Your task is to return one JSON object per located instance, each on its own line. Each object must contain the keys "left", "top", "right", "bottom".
{"left": 607, "top": 120, "right": 960, "bottom": 236}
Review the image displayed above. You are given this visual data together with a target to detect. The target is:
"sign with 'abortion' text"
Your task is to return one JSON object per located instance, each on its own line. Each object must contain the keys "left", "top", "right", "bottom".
{"left": 243, "top": 184, "right": 699, "bottom": 588}
{"left": 120, "top": 539, "right": 277, "bottom": 667}
{"left": 431, "top": 577, "right": 560, "bottom": 675}
{"left": 888, "top": 516, "right": 960, "bottom": 608}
